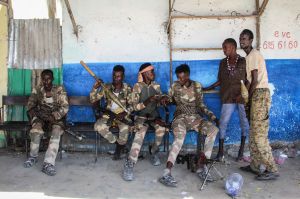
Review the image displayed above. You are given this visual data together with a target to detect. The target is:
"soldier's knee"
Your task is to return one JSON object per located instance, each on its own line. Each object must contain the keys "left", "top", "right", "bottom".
{"left": 119, "top": 124, "right": 129, "bottom": 133}
{"left": 94, "top": 123, "right": 109, "bottom": 132}
{"left": 96, "top": 116, "right": 109, "bottom": 125}
{"left": 135, "top": 124, "right": 147, "bottom": 133}
{"left": 51, "top": 125, "right": 64, "bottom": 137}
{"left": 200, "top": 121, "right": 219, "bottom": 137}
{"left": 171, "top": 119, "right": 184, "bottom": 129}
{"left": 211, "top": 125, "right": 219, "bottom": 135}
{"left": 30, "top": 133, "right": 42, "bottom": 143}
{"left": 30, "top": 122, "right": 44, "bottom": 135}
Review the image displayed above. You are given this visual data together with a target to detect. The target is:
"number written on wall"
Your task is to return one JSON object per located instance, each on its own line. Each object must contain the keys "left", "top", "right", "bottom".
{"left": 263, "top": 31, "right": 298, "bottom": 50}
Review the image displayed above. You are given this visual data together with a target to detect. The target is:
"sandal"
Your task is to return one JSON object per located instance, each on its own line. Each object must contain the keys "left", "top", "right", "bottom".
{"left": 240, "top": 165, "right": 258, "bottom": 175}
{"left": 159, "top": 174, "right": 177, "bottom": 187}
{"left": 23, "top": 156, "right": 37, "bottom": 168}
{"left": 256, "top": 172, "right": 279, "bottom": 181}
{"left": 41, "top": 162, "right": 57, "bottom": 176}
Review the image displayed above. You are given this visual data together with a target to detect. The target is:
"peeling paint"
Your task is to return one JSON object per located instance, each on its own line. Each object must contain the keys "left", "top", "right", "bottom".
{"left": 269, "top": 83, "right": 275, "bottom": 96}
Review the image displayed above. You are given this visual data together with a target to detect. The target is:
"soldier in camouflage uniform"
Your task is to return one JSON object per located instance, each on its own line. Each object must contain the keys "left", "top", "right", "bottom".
{"left": 239, "top": 29, "right": 279, "bottom": 180}
{"left": 90, "top": 65, "right": 132, "bottom": 160}
{"left": 24, "top": 69, "right": 69, "bottom": 176}
{"left": 159, "top": 64, "right": 219, "bottom": 187}
{"left": 122, "top": 63, "right": 167, "bottom": 181}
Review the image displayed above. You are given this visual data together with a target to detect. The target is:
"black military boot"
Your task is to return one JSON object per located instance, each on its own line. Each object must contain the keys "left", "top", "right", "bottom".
{"left": 113, "top": 142, "right": 124, "bottom": 160}
{"left": 215, "top": 139, "right": 224, "bottom": 162}
{"left": 237, "top": 136, "right": 246, "bottom": 161}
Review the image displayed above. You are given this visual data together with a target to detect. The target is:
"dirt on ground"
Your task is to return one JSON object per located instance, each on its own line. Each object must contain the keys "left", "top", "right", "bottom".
{"left": 0, "top": 149, "right": 300, "bottom": 199}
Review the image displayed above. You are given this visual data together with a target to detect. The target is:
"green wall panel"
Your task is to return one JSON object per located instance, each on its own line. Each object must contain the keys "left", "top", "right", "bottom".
{"left": 7, "top": 68, "right": 62, "bottom": 121}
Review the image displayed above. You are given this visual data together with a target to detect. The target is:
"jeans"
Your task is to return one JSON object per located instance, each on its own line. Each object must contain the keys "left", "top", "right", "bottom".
{"left": 219, "top": 103, "right": 249, "bottom": 139}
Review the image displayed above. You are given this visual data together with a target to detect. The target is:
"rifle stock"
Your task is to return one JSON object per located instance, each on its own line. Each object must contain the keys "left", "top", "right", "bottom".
{"left": 80, "top": 60, "right": 129, "bottom": 113}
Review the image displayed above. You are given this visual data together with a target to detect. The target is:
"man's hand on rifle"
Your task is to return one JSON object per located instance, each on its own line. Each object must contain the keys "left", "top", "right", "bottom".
{"left": 27, "top": 109, "right": 36, "bottom": 120}
{"left": 143, "top": 95, "right": 160, "bottom": 106}
{"left": 47, "top": 114, "right": 56, "bottom": 123}
{"left": 154, "top": 118, "right": 168, "bottom": 127}
{"left": 116, "top": 111, "right": 127, "bottom": 121}
{"left": 52, "top": 112, "right": 61, "bottom": 121}
{"left": 93, "top": 79, "right": 103, "bottom": 89}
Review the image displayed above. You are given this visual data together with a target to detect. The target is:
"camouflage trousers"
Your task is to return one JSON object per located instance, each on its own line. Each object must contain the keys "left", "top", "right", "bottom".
{"left": 128, "top": 116, "right": 166, "bottom": 163}
{"left": 167, "top": 114, "right": 218, "bottom": 165}
{"left": 29, "top": 122, "right": 63, "bottom": 166}
{"left": 249, "top": 88, "right": 278, "bottom": 173}
{"left": 94, "top": 117, "right": 129, "bottom": 145}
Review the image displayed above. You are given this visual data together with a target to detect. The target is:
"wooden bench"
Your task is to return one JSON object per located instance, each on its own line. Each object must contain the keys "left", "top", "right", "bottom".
{"left": 0, "top": 96, "right": 98, "bottom": 160}
{"left": 0, "top": 96, "right": 31, "bottom": 153}
{"left": 0, "top": 95, "right": 170, "bottom": 162}
{"left": 1, "top": 94, "right": 218, "bottom": 163}
{"left": 67, "top": 96, "right": 99, "bottom": 161}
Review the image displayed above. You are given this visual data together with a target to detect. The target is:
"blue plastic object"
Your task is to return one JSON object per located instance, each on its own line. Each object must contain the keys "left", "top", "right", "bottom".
{"left": 225, "top": 173, "right": 244, "bottom": 197}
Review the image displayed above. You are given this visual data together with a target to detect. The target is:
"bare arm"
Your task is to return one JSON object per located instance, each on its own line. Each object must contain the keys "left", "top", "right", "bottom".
{"left": 203, "top": 81, "right": 221, "bottom": 91}
{"left": 249, "top": 69, "right": 258, "bottom": 98}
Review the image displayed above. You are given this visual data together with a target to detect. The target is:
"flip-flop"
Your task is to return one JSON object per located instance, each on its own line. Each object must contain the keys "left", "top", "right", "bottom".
{"left": 41, "top": 163, "right": 56, "bottom": 176}
{"left": 159, "top": 175, "right": 177, "bottom": 187}
{"left": 23, "top": 157, "right": 37, "bottom": 168}
{"left": 256, "top": 172, "right": 278, "bottom": 181}
{"left": 240, "top": 165, "right": 258, "bottom": 175}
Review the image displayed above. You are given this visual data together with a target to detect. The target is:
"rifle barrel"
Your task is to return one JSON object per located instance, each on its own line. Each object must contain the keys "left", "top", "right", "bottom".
{"left": 80, "top": 60, "right": 100, "bottom": 82}
{"left": 80, "top": 60, "right": 129, "bottom": 113}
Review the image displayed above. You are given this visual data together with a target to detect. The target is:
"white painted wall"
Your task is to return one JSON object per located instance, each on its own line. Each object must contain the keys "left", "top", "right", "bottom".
{"left": 12, "top": 0, "right": 62, "bottom": 21}
{"left": 62, "top": 0, "right": 300, "bottom": 63}
{"left": 62, "top": 0, "right": 169, "bottom": 63}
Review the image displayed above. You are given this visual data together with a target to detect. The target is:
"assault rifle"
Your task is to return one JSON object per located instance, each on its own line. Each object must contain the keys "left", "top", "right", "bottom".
{"left": 102, "top": 108, "right": 134, "bottom": 126}
{"left": 80, "top": 61, "right": 129, "bottom": 114}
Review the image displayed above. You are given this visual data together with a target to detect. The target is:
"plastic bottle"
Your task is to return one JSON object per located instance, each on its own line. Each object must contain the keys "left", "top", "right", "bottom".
{"left": 241, "top": 80, "right": 249, "bottom": 104}
{"left": 273, "top": 149, "right": 288, "bottom": 165}
{"left": 225, "top": 173, "right": 244, "bottom": 197}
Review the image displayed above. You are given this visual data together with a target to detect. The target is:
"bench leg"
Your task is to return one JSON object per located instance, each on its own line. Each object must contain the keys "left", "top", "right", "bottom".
{"left": 163, "top": 131, "right": 170, "bottom": 152}
{"left": 59, "top": 134, "right": 63, "bottom": 160}
{"left": 166, "top": 132, "right": 170, "bottom": 152}
{"left": 3, "top": 131, "right": 8, "bottom": 148}
{"left": 95, "top": 131, "right": 98, "bottom": 163}
{"left": 163, "top": 133, "right": 166, "bottom": 152}
{"left": 25, "top": 130, "right": 28, "bottom": 158}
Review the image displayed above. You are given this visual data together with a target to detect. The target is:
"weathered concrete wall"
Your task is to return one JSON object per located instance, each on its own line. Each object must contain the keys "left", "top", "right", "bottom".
{"left": 0, "top": 5, "right": 8, "bottom": 147}
{"left": 63, "top": 0, "right": 300, "bottom": 61}
{"left": 0, "top": 5, "right": 8, "bottom": 106}
{"left": 64, "top": 0, "right": 300, "bottom": 143}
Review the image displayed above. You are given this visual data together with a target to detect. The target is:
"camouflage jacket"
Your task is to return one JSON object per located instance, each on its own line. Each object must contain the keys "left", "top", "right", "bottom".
{"left": 90, "top": 82, "right": 133, "bottom": 114}
{"left": 131, "top": 81, "right": 162, "bottom": 117}
{"left": 169, "top": 80, "right": 217, "bottom": 121}
{"left": 27, "top": 85, "right": 69, "bottom": 121}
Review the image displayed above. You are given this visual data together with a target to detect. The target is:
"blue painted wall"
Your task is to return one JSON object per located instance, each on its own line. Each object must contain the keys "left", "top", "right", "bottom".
{"left": 63, "top": 59, "right": 300, "bottom": 144}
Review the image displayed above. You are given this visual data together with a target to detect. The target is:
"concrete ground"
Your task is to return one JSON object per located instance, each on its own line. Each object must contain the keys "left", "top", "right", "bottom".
{"left": 0, "top": 149, "right": 300, "bottom": 199}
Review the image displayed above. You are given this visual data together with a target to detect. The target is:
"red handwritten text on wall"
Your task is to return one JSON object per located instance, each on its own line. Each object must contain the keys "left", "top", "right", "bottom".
{"left": 263, "top": 31, "right": 298, "bottom": 50}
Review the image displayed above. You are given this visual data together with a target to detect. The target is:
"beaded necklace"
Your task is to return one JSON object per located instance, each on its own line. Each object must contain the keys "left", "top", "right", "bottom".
{"left": 227, "top": 54, "right": 239, "bottom": 77}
